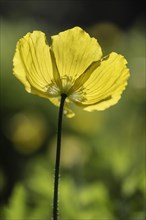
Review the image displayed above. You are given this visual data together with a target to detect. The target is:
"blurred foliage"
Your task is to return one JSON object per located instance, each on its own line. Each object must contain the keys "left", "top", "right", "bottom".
{"left": 0, "top": 12, "right": 145, "bottom": 220}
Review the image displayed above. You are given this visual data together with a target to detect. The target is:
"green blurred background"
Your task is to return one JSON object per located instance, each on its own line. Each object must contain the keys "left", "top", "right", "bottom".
{"left": 0, "top": 0, "right": 145, "bottom": 219}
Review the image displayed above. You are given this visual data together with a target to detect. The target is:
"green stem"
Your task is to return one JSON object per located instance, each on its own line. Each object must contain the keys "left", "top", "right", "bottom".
{"left": 53, "top": 94, "right": 67, "bottom": 220}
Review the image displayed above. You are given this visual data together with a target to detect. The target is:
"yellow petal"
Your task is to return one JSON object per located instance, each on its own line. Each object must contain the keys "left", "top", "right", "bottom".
{"left": 78, "top": 52, "right": 130, "bottom": 111}
{"left": 63, "top": 103, "right": 75, "bottom": 118}
{"left": 51, "top": 26, "right": 102, "bottom": 90}
{"left": 13, "top": 31, "right": 54, "bottom": 93}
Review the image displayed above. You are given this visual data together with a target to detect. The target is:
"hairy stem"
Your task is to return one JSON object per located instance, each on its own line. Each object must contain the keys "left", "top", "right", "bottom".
{"left": 53, "top": 94, "right": 67, "bottom": 220}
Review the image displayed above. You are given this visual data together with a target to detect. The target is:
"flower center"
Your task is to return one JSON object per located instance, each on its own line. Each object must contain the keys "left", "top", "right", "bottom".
{"left": 46, "top": 76, "right": 87, "bottom": 103}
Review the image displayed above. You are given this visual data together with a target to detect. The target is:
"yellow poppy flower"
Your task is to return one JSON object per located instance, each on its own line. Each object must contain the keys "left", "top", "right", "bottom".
{"left": 13, "top": 26, "right": 130, "bottom": 117}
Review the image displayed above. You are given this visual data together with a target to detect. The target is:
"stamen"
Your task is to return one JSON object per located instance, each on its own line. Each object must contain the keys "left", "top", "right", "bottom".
{"left": 69, "top": 89, "right": 87, "bottom": 103}
{"left": 46, "top": 83, "right": 60, "bottom": 97}
{"left": 61, "top": 75, "right": 74, "bottom": 93}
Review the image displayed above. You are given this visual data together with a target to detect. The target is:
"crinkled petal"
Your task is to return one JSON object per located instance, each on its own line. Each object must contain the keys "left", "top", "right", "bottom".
{"left": 78, "top": 52, "right": 130, "bottom": 111}
{"left": 13, "top": 31, "right": 54, "bottom": 93}
{"left": 51, "top": 27, "right": 102, "bottom": 88}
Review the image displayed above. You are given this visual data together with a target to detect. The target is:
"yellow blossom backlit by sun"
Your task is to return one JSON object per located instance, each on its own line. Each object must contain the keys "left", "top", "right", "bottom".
{"left": 13, "top": 27, "right": 130, "bottom": 117}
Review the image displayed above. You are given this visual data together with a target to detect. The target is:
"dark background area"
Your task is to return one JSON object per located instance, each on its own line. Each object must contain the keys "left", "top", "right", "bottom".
{"left": 0, "top": 0, "right": 145, "bottom": 29}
